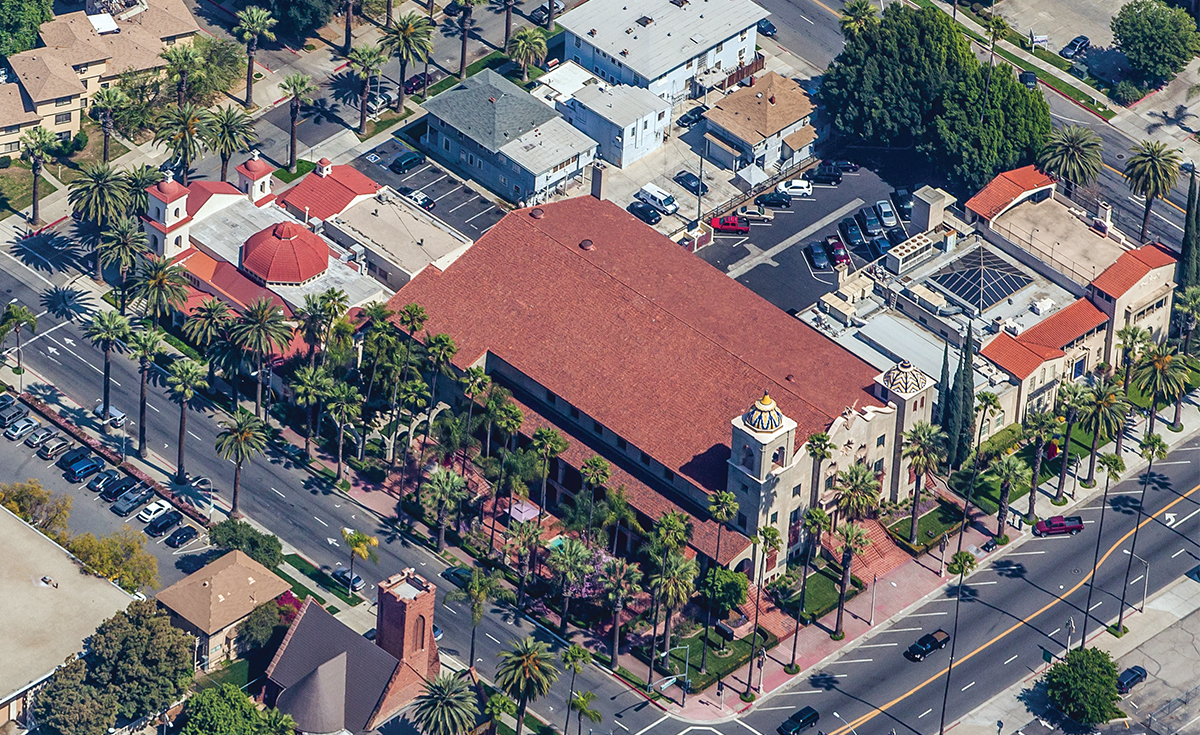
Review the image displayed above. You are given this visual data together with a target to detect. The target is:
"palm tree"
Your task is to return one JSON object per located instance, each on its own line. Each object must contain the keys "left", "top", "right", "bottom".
{"left": 790, "top": 507, "right": 829, "bottom": 668}
{"left": 411, "top": 673, "right": 479, "bottom": 735}
{"left": 569, "top": 691, "right": 601, "bottom": 735}
{"left": 153, "top": 104, "right": 214, "bottom": 186}
{"left": 85, "top": 311, "right": 131, "bottom": 434}
{"left": 902, "top": 421, "right": 946, "bottom": 544}
{"left": 90, "top": 88, "right": 128, "bottom": 163}
{"left": 235, "top": 6, "right": 277, "bottom": 108}
{"left": 833, "top": 463, "right": 879, "bottom": 527}
{"left": 506, "top": 519, "right": 543, "bottom": 607}
{"left": 459, "top": 366, "right": 491, "bottom": 475}
{"left": 134, "top": 258, "right": 188, "bottom": 327}
{"left": 1118, "top": 434, "right": 1167, "bottom": 634}
{"left": 1054, "top": 381, "right": 1088, "bottom": 502}
{"left": 1177, "top": 286, "right": 1200, "bottom": 356}
{"left": 69, "top": 163, "right": 131, "bottom": 278}
{"left": 507, "top": 27, "right": 546, "bottom": 83}
{"left": 1125, "top": 140, "right": 1182, "bottom": 242}
{"left": 600, "top": 558, "right": 641, "bottom": 664}
{"left": 974, "top": 390, "right": 1002, "bottom": 456}
{"left": 548, "top": 536, "right": 591, "bottom": 634}
{"left": 559, "top": 643, "right": 592, "bottom": 734}
{"left": 978, "top": 14, "right": 1009, "bottom": 122}
{"left": 745, "top": 525, "right": 781, "bottom": 696}
{"left": 484, "top": 694, "right": 516, "bottom": 735}
{"left": 937, "top": 550, "right": 979, "bottom": 735}
{"left": 1037, "top": 125, "right": 1104, "bottom": 197}
{"left": 495, "top": 637, "right": 559, "bottom": 735}
{"left": 456, "top": 0, "right": 486, "bottom": 79}
{"left": 160, "top": 44, "right": 205, "bottom": 105}
{"left": 397, "top": 377, "right": 431, "bottom": 481}
{"left": 445, "top": 568, "right": 514, "bottom": 664}
{"left": 1, "top": 304, "right": 36, "bottom": 374}
{"left": 499, "top": 0, "right": 518, "bottom": 48}
{"left": 698, "top": 489, "right": 737, "bottom": 674}
{"left": 292, "top": 366, "right": 332, "bottom": 458}
{"left": 422, "top": 467, "right": 467, "bottom": 550}
{"left": 294, "top": 295, "right": 326, "bottom": 369}
{"left": 183, "top": 298, "right": 233, "bottom": 385}
{"left": 599, "top": 485, "right": 643, "bottom": 555}
{"left": 654, "top": 551, "right": 698, "bottom": 659}
{"left": 127, "top": 329, "right": 162, "bottom": 460}
{"left": 421, "top": 333, "right": 458, "bottom": 466}
{"left": 211, "top": 340, "right": 248, "bottom": 411}
{"left": 327, "top": 383, "right": 364, "bottom": 481}
{"left": 167, "top": 359, "right": 208, "bottom": 484}
{"left": 215, "top": 409, "right": 268, "bottom": 517}
{"left": 1080, "top": 377, "right": 1131, "bottom": 485}
{"left": 832, "top": 523, "right": 869, "bottom": 639}
{"left": 122, "top": 164, "right": 164, "bottom": 218}
{"left": 1022, "top": 410, "right": 1057, "bottom": 521}
{"left": 230, "top": 297, "right": 291, "bottom": 418}
{"left": 1081, "top": 453, "right": 1124, "bottom": 650}
{"left": 279, "top": 74, "right": 317, "bottom": 174}
{"left": 381, "top": 13, "right": 433, "bottom": 111}
{"left": 343, "top": 0, "right": 354, "bottom": 54}
{"left": 260, "top": 708, "right": 296, "bottom": 735}
{"left": 1119, "top": 325, "right": 1152, "bottom": 400}
{"left": 348, "top": 44, "right": 388, "bottom": 136}
{"left": 1134, "top": 342, "right": 1189, "bottom": 435}
{"left": 987, "top": 454, "right": 1030, "bottom": 538}
{"left": 839, "top": 0, "right": 877, "bottom": 37}
{"left": 99, "top": 216, "right": 149, "bottom": 312}
{"left": 205, "top": 106, "right": 258, "bottom": 182}
{"left": 341, "top": 528, "right": 379, "bottom": 594}
{"left": 530, "top": 426, "right": 567, "bottom": 525}
{"left": 21, "top": 126, "right": 58, "bottom": 226}
{"left": 805, "top": 432, "right": 833, "bottom": 508}
{"left": 578, "top": 455, "right": 610, "bottom": 548}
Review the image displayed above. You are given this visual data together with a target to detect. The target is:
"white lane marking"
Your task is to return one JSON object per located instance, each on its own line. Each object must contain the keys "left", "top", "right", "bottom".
{"left": 148, "top": 404, "right": 160, "bottom": 413}
{"left": 1083, "top": 520, "right": 1096, "bottom": 524}
{"left": 10, "top": 320, "right": 74, "bottom": 352}
{"left": 760, "top": 706, "right": 801, "bottom": 712}
{"left": 909, "top": 612, "right": 949, "bottom": 617}
{"left": 634, "top": 716, "right": 669, "bottom": 735}
{"left": 1127, "top": 197, "right": 1184, "bottom": 232}
{"left": 486, "top": 632, "right": 502, "bottom": 644}
{"left": 273, "top": 487, "right": 285, "bottom": 497}
{"left": 1130, "top": 574, "right": 1143, "bottom": 585}
{"left": 400, "top": 164, "right": 432, "bottom": 181}
{"left": 800, "top": 13, "right": 814, "bottom": 23}
{"left": 445, "top": 605, "right": 458, "bottom": 614}
{"left": 188, "top": 431, "right": 202, "bottom": 441}
{"left": 615, "top": 722, "right": 629, "bottom": 731}
{"left": 1090, "top": 601, "right": 1103, "bottom": 611}
{"left": 919, "top": 709, "right": 933, "bottom": 718}
{"left": 1110, "top": 490, "right": 1144, "bottom": 495}
{"left": 464, "top": 206, "right": 496, "bottom": 223}
{"left": 1174, "top": 548, "right": 1188, "bottom": 558}
{"left": 1157, "top": 461, "right": 1190, "bottom": 466}
{"left": 778, "top": 690, "right": 822, "bottom": 695}
{"left": 858, "top": 643, "right": 899, "bottom": 648}
{"left": 433, "top": 188, "right": 461, "bottom": 202}
{"left": 1048, "top": 628, "right": 1061, "bottom": 638}
{"left": 1004, "top": 655, "right": 1018, "bottom": 665}
{"left": 736, "top": 720, "right": 764, "bottom": 735}
{"left": 1172, "top": 507, "right": 1200, "bottom": 527}
{"left": 828, "top": 658, "right": 873, "bottom": 664}
{"left": 884, "top": 627, "right": 923, "bottom": 633}
{"left": 314, "top": 516, "right": 329, "bottom": 526}
{"left": 962, "top": 681, "right": 976, "bottom": 691}
{"left": 967, "top": 581, "right": 998, "bottom": 585}
{"left": 0, "top": 248, "right": 54, "bottom": 286}
{"left": 1005, "top": 551, "right": 1047, "bottom": 556}
{"left": 48, "top": 335, "right": 102, "bottom": 374}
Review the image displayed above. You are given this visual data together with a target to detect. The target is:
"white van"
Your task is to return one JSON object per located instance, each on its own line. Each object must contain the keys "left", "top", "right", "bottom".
{"left": 635, "top": 184, "right": 678, "bottom": 216}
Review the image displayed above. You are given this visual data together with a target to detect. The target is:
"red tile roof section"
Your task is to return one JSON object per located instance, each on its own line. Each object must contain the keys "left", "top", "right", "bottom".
{"left": 236, "top": 154, "right": 274, "bottom": 180}
{"left": 276, "top": 165, "right": 380, "bottom": 222}
{"left": 964, "top": 165, "right": 1055, "bottom": 220}
{"left": 242, "top": 222, "right": 328, "bottom": 284}
{"left": 148, "top": 176, "right": 189, "bottom": 204}
{"left": 980, "top": 332, "right": 1061, "bottom": 380}
{"left": 178, "top": 249, "right": 293, "bottom": 316}
{"left": 1014, "top": 299, "right": 1108, "bottom": 351}
{"left": 186, "top": 180, "right": 241, "bottom": 217}
{"left": 1091, "top": 244, "right": 1178, "bottom": 298}
{"left": 388, "top": 197, "right": 884, "bottom": 494}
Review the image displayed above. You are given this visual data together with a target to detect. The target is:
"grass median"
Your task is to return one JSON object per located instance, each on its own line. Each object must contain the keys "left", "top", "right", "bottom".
{"left": 285, "top": 553, "right": 363, "bottom": 607}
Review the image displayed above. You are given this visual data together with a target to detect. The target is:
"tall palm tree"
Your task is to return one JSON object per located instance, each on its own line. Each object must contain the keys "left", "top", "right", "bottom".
{"left": 445, "top": 568, "right": 514, "bottom": 664}
{"left": 20, "top": 126, "right": 58, "bottom": 226}
{"left": 153, "top": 104, "right": 214, "bottom": 186}
{"left": 380, "top": 13, "right": 433, "bottom": 111}
{"left": 279, "top": 74, "right": 317, "bottom": 174}
{"left": 833, "top": 463, "right": 879, "bottom": 527}
{"left": 499, "top": 0, "right": 519, "bottom": 48}
{"left": 1079, "top": 377, "right": 1131, "bottom": 485}
{"left": 422, "top": 467, "right": 467, "bottom": 550}
{"left": 507, "top": 27, "right": 546, "bottom": 83}
{"left": 548, "top": 536, "right": 591, "bottom": 634}
{"left": 599, "top": 484, "right": 642, "bottom": 555}
{"left": 211, "top": 340, "right": 248, "bottom": 411}
{"left": 127, "top": 329, "right": 162, "bottom": 459}
{"left": 90, "top": 87, "right": 128, "bottom": 163}
{"left": 69, "top": 163, "right": 131, "bottom": 279}
{"left": 294, "top": 294, "right": 326, "bottom": 369}
{"left": 569, "top": 691, "right": 601, "bottom": 735}
{"left": 974, "top": 390, "right": 1001, "bottom": 455}
{"left": 99, "top": 216, "right": 149, "bottom": 313}
{"left": 122, "top": 164, "right": 164, "bottom": 218}
{"left": 506, "top": 519, "right": 543, "bottom": 607}
{"left": 411, "top": 673, "right": 479, "bottom": 735}
{"left": 421, "top": 333, "right": 459, "bottom": 466}
{"left": 205, "top": 106, "right": 258, "bottom": 182}
{"left": 1134, "top": 342, "right": 1189, "bottom": 435}
{"left": 458, "top": 366, "right": 491, "bottom": 475}
{"left": 839, "top": 0, "right": 877, "bottom": 37}
{"left": 654, "top": 551, "right": 698, "bottom": 659}
{"left": 1054, "top": 381, "right": 1088, "bottom": 502}
{"left": 183, "top": 297, "right": 233, "bottom": 386}
{"left": 167, "top": 359, "right": 208, "bottom": 484}
{"left": 327, "top": 382, "right": 364, "bottom": 481}
{"left": 1, "top": 305, "right": 36, "bottom": 374}
{"left": 1125, "top": 140, "right": 1182, "bottom": 242}
{"left": 348, "top": 44, "right": 388, "bottom": 136}
{"left": 902, "top": 421, "right": 946, "bottom": 544}
{"left": 832, "top": 523, "right": 869, "bottom": 640}
{"left": 230, "top": 297, "right": 291, "bottom": 418}
{"left": 292, "top": 366, "right": 332, "bottom": 458}
{"left": 600, "top": 558, "right": 641, "bottom": 664}
{"left": 397, "top": 377, "right": 430, "bottom": 480}
{"left": 805, "top": 432, "right": 833, "bottom": 508}
{"left": 160, "top": 44, "right": 205, "bottom": 105}
{"left": 699, "top": 489, "right": 738, "bottom": 674}
{"left": 937, "top": 550, "right": 979, "bottom": 735}
{"left": 578, "top": 455, "right": 610, "bottom": 548}
{"left": 790, "top": 507, "right": 829, "bottom": 668}
{"left": 987, "top": 454, "right": 1030, "bottom": 538}
{"left": 134, "top": 258, "right": 188, "bottom": 327}
{"left": 215, "top": 409, "right": 268, "bottom": 517}
{"left": 530, "top": 426, "right": 567, "bottom": 525}
{"left": 560, "top": 643, "right": 592, "bottom": 735}
{"left": 1119, "top": 325, "right": 1152, "bottom": 400}
{"left": 745, "top": 525, "right": 781, "bottom": 696}
{"left": 85, "top": 311, "right": 131, "bottom": 435}
{"left": 1037, "top": 125, "right": 1104, "bottom": 197}
{"left": 1177, "top": 286, "right": 1200, "bottom": 356}
{"left": 496, "top": 637, "right": 559, "bottom": 735}
{"left": 1022, "top": 409, "right": 1057, "bottom": 521}
{"left": 341, "top": 528, "right": 379, "bottom": 594}
{"left": 234, "top": 6, "right": 277, "bottom": 108}
{"left": 1081, "top": 453, "right": 1124, "bottom": 650}
{"left": 1118, "top": 434, "right": 1167, "bottom": 634}
{"left": 456, "top": 0, "right": 486, "bottom": 79}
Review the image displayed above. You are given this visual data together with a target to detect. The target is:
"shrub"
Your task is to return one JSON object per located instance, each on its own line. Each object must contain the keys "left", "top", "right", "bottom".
{"left": 0, "top": 155, "right": 10, "bottom": 169}
{"left": 971, "top": 3, "right": 984, "bottom": 13}
{"left": 1112, "top": 80, "right": 1147, "bottom": 106}
{"left": 71, "top": 129, "right": 88, "bottom": 153}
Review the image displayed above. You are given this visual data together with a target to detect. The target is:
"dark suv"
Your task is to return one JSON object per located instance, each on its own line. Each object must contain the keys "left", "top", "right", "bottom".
{"left": 146, "top": 510, "right": 184, "bottom": 537}
{"left": 805, "top": 164, "right": 842, "bottom": 186}
{"left": 389, "top": 149, "right": 426, "bottom": 174}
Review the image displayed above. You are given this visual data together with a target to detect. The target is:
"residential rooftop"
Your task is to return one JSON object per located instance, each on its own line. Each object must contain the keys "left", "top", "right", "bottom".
{"left": 499, "top": 117, "right": 597, "bottom": 175}
{"left": 991, "top": 195, "right": 1127, "bottom": 287}
{"left": 529, "top": 60, "right": 603, "bottom": 107}
{"left": 703, "top": 71, "right": 812, "bottom": 144}
{"left": 422, "top": 69, "right": 558, "bottom": 154}
{"left": 570, "top": 82, "right": 671, "bottom": 128}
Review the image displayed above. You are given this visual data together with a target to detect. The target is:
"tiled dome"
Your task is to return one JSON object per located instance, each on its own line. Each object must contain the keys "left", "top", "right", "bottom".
{"left": 882, "top": 360, "right": 928, "bottom": 395}
{"left": 242, "top": 222, "right": 327, "bottom": 285}
{"left": 744, "top": 392, "right": 784, "bottom": 433}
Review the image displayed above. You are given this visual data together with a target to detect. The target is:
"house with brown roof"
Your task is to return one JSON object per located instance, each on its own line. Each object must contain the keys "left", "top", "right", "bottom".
{"left": 702, "top": 71, "right": 816, "bottom": 175}
{"left": 156, "top": 551, "right": 290, "bottom": 670}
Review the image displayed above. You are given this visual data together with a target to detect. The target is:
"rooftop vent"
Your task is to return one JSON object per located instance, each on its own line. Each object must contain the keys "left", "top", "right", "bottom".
{"left": 588, "top": 28, "right": 597, "bottom": 36}
{"left": 620, "top": 48, "right": 629, "bottom": 55}
{"left": 530, "top": 208, "right": 545, "bottom": 219}
{"left": 580, "top": 239, "right": 595, "bottom": 250}
{"left": 670, "top": 0, "right": 688, "bottom": 7}
{"left": 637, "top": 14, "right": 653, "bottom": 25}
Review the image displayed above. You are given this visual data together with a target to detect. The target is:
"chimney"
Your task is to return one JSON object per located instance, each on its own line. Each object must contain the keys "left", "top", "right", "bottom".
{"left": 590, "top": 162, "right": 605, "bottom": 200}
{"left": 769, "top": 95, "right": 775, "bottom": 105}
{"left": 316, "top": 157, "right": 333, "bottom": 177}
{"left": 376, "top": 570, "right": 441, "bottom": 682}
{"left": 1097, "top": 200, "right": 1112, "bottom": 227}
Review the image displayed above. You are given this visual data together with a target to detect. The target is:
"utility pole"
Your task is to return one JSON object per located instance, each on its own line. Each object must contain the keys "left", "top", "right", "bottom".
{"left": 869, "top": 573, "right": 878, "bottom": 625}
{"left": 696, "top": 153, "right": 705, "bottom": 224}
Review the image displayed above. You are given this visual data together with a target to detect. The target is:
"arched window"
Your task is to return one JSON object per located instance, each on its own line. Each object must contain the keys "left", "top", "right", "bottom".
{"left": 174, "top": 235, "right": 181, "bottom": 247}
{"left": 741, "top": 445, "right": 754, "bottom": 470}
{"left": 173, "top": 207, "right": 180, "bottom": 218}
{"left": 417, "top": 615, "right": 426, "bottom": 650}
{"left": 771, "top": 446, "right": 785, "bottom": 467}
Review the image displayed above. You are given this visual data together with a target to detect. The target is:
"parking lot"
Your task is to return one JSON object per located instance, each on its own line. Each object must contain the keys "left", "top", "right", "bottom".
{"left": 696, "top": 166, "right": 904, "bottom": 313}
{"left": 350, "top": 136, "right": 507, "bottom": 238}
{"left": 0, "top": 425, "right": 206, "bottom": 590}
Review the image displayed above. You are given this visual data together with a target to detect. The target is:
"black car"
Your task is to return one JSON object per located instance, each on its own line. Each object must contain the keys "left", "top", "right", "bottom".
{"left": 0, "top": 394, "right": 15, "bottom": 412}
{"left": 829, "top": 159, "right": 860, "bottom": 172}
{"left": 891, "top": 188, "right": 913, "bottom": 221}
{"left": 757, "top": 18, "right": 777, "bottom": 36}
{"left": 857, "top": 205, "right": 883, "bottom": 237}
{"left": 87, "top": 468, "right": 121, "bottom": 492}
{"left": 755, "top": 191, "right": 791, "bottom": 208}
{"left": 778, "top": 706, "right": 820, "bottom": 735}
{"left": 906, "top": 629, "right": 950, "bottom": 661}
{"left": 1061, "top": 35, "right": 1090, "bottom": 59}
{"left": 805, "top": 164, "right": 842, "bottom": 185}
{"left": 57, "top": 446, "right": 90, "bottom": 469}
{"left": 628, "top": 201, "right": 661, "bottom": 225}
{"left": 404, "top": 72, "right": 434, "bottom": 95}
{"left": 99, "top": 477, "right": 137, "bottom": 502}
{"left": 1117, "top": 665, "right": 1147, "bottom": 694}
{"left": 530, "top": 0, "right": 564, "bottom": 24}
{"left": 886, "top": 226, "right": 908, "bottom": 247}
{"left": 442, "top": 566, "right": 472, "bottom": 588}
{"left": 111, "top": 485, "right": 156, "bottom": 517}
{"left": 674, "top": 170, "right": 708, "bottom": 196}
{"left": 165, "top": 525, "right": 200, "bottom": 548}
{"left": 839, "top": 216, "right": 866, "bottom": 248}
{"left": 676, "top": 105, "right": 709, "bottom": 128}
{"left": 389, "top": 149, "right": 425, "bottom": 175}
{"left": 868, "top": 236, "right": 891, "bottom": 259}
{"left": 146, "top": 510, "right": 184, "bottom": 537}
{"left": 807, "top": 242, "right": 830, "bottom": 270}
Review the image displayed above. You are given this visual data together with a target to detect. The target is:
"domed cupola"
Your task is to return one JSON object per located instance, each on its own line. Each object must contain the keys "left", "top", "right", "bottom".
{"left": 881, "top": 360, "right": 929, "bottom": 396}
{"left": 744, "top": 392, "right": 785, "bottom": 433}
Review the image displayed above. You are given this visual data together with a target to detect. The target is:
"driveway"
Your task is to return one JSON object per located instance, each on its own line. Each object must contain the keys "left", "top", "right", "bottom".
{"left": 994, "top": 0, "right": 1129, "bottom": 80}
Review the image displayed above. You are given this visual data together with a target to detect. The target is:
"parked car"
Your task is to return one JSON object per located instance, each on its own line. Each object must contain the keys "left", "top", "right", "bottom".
{"left": 886, "top": 226, "right": 908, "bottom": 248}
{"left": 165, "top": 525, "right": 200, "bottom": 548}
{"left": 710, "top": 215, "right": 750, "bottom": 234}
{"left": 1117, "top": 666, "right": 1147, "bottom": 694}
{"left": 530, "top": 0, "right": 564, "bottom": 24}
{"left": 0, "top": 404, "right": 29, "bottom": 428}
{"left": 112, "top": 486, "right": 156, "bottom": 517}
{"left": 1061, "top": 35, "right": 1090, "bottom": 59}
{"left": 825, "top": 235, "right": 851, "bottom": 267}
{"left": 92, "top": 403, "right": 126, "bottom": 428}
{"left": 24, "top": 426, "right": 57, "bottom": 448}
{"left": 66, "top": 456, "right": 106, "bottom": 483}
{"left": 875, "top": 199, "right": 899, "bottom": 228}
{"left": 57, "top": 445, "right": 90, "bottom": 468}
{"left": 5, "top": 416, "right": 39, "bottom": 441}
{"left": 891, "top": 187, "right": 914, "bottom": 221}
{"left": 736, "top": 205, "right": 774, "bottom": 222}
{"left": 757, "top": 18, "right": 777, "bottom": 36}
{"left": 857, "top": 206, "right": 884, "bottom": 237}
{"left": 776, "top": 179, "right": 812, "bottom": 198}
{"left": 432, "top": 623, "right": 444, "bottom": 641}
{"left": 333, "top": 567, "right": 366, "bottom": 592}
{"left": 442, "top": 566, "right": 472, "bottom": 588}
{"left": 366, "top": 91, "right": 394, "bottom": 116}
{"left": 1034, "top": 515, "right": 1084, "bottom": 536}
{"left": 778, "top": 706, "right": 820, "bottom": 735}
{"left": 389, "top": 149, "right": 426, "bottom": 175}
{"left": 676, "top": 104, "right": 709, "bottom": 128}
{"left": 146, "top": 510, "right": 184, "bottom": 537}
{"left": 137, "top": 499, "right": 172, "bottom": 523}
{"left": 0, "top": 394, "right": 16, "bottom": 412}
{"left": 829, "top": 159, "right": 860, "bottom": 172}
{"left": 98, "top": 477, "right": 137, "bottom": 502}
{"left": 906, "top": 629, "right": 950, "bottom": 661}
{"left": 869, "top": 236, "right": 891, "bottom": 259}
{"left": 398, "top": 187, "right": 436, "bottom": 211}
{"left": 807, "top": 242, "right": 830, "bottom": 270}
{"left": 805, "top": 164, "right": 842, "bottom": 186}
{"left": 839, "top": 216, "right": 866, "bottom": 248}
{"left": 404, "top": 72, "right": 435, "bottom": 95}
{"left": 755, "top": 191, "right": 792, "bottom": 208}
{"left": 39, "top": 437, "right": 73, "bottom": 460}
{"left": 627, "top": 201, "right": 662, "bottom": 225}
{"left": 87, "top": 468, "right": 122, "bottom": 492}
{"left": 674, "top": 170, "right": 709, "bottom": 195}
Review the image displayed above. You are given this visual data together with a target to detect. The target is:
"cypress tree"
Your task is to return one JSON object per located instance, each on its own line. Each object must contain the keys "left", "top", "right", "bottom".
{"left": 1182, "top": 169, "right": 1198, "bottom": 289}
{"left": 937, "top": 341, "right": 952, "bottom": 427}
{"left": 946, "top": 342, "right": 966, "bottom": 468}
{"left": 956, "top": 324, "right": 976, "bottom": 467}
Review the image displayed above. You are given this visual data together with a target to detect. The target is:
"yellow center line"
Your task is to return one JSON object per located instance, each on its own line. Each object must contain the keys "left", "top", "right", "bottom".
{"left": 807, "top": 0, "right": 843, "bottom": 19}
{"left": 1102, "top": 163, "right": 1187, "bottom": 216}
{"left": 825, "top": 479, "right": 1200, "bottom": 735}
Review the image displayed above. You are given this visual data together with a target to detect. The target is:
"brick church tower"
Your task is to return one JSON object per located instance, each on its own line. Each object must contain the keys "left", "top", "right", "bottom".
{"left": 376, "top": 569, "right": 441, "bottom": 681}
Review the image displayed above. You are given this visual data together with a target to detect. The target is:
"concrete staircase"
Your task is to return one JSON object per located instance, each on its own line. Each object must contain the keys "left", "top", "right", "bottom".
{"left": 822, "top": 519, "right": 910, "bottom": 581}
{"left": 739, "top": 584, "right": 798, "bottom": 642}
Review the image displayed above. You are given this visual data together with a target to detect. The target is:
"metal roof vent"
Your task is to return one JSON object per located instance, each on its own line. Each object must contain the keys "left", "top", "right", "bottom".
{"left": 580, "top": 239, "right": 595, "bottom": 250}
{"left": 530, "top": 207, "right": 545, "bottom": 219}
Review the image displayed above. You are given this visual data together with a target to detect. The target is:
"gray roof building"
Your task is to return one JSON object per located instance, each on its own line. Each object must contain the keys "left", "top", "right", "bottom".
{"left": 422, "top": 69, "right": 558, "bottom": 153}
{"left": 571, "top": 83, "right": 670, "bottom": 128}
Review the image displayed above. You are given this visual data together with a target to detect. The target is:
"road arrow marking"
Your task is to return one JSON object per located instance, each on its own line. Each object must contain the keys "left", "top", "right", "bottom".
{"left": 63, "top": 337, "right": 74, "bottom": 346}
{"left": 327, "top": 537, "right": 339, "bottom": 546}
{"left": 46, "top": 346, "right": 58, "bottom": 355}
{"left": 1166, "top": 512, "right": 1178, "bottom": 526}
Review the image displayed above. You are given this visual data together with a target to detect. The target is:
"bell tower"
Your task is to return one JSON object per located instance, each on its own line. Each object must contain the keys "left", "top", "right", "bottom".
{"left": 142, "top": 172, "right": 192, "bottom": 259}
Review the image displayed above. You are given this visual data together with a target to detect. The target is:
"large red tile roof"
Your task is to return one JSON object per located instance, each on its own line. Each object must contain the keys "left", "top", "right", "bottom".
{"left": 1090, "top": 243, "right": 1178, "bottom": 298}
{"left": 1015, "top": 298, "right": 1107, "bottom": 351}
{"left": 388, "top": 197, "right": 884, "bottom": 494}
{"left": 242, "top": 222, "right": 328, "bottom": 285}
{"left": 980, "top": 331, "right": 1062, "bottom": 380}
{"left": 178, "top": 249, "right": 292, "bottom": 317}
{"left": 186, "top": 180, "right": 241, "bottom": 217}
{"left": 965, "top": 165, "right": 1055, "bottom": 220}
{"left": 276, "top": 165, "right": 380, "bottom": 222}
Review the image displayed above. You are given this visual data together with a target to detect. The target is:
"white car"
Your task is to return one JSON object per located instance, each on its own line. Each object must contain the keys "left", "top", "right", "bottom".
{"left": 137, "top": 499, "right": 171, "bottom": 523}
{"left": 735, "top": 205, "right": 775, "bottom": 222}
{"left": 875, "top": 199, "right": 898, "bottom": 228}
{"left": 776, "top": 179, "right": 813, "bottom": 198}
{"left": 4, "top": 416, "right": 39, "bottom": 440}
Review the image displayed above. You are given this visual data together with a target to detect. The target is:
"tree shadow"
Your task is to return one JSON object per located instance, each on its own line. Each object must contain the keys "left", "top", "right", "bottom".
{"left": 26, "top": 381, "right": 65, "bottom": 407}
{"left": 13, "top": 230, "right": 85, "bottom": 274}
{"left": 327, "top": 71, "right": 366, "bottom": 110}
{"left": 40, "top": 285, "right": 95, "bottom": 321}
{"left": 809, "top": 671, "right": 839, "bottom": 690}
{"left": 1109, "top": 494, "right": 1142, "bottom": 516}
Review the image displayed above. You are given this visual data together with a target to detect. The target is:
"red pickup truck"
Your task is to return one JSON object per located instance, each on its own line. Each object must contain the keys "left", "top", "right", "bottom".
{"left": 1033, "top": 515, "right": 1084, "bottom": 537}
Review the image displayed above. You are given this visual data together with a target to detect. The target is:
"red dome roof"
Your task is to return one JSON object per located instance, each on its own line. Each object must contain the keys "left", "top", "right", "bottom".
{"left": 148, "top": 176, "right": 189, "bottom": 204}
{"left": 236, "top": 154, "right": 275, "bottom": 180}
{"left": 242, "top": 222, "right": 328, "bottom": 284}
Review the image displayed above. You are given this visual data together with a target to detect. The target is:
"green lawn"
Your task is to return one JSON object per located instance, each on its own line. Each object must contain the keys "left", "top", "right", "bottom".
{"left": 776, "top": 563, "right": 861, "bottom": 624}
{"left": 194, "top": 659, "right": 250, "bottom": 691}
{"left": 635, "top": 625, "right": 772, "bottom": 693}
{"left": 361, "top": 107, "right": 413, "bottom": 140}
{"left": 273, "top": 159, "right": 317, "bottom": 184}
{"left": 0, "top": 163, "right": 58, "bottom": 221}
{"left": 284, "top": 553, "right": 362, "bottom": 607}
{"left": 1126, "top": 358, "right": 1200, "bottom": 410}
{"left": 889, "top": 502, "right": 964, "bottom": 546}
{"left": 414, "top": 51, "right": 547, "bottom": 102}
{"left": 274, "top": 567, "right": 327, "bottom": 605}
{"left": 51, "top": 119, "right": 130, "bottom": 184}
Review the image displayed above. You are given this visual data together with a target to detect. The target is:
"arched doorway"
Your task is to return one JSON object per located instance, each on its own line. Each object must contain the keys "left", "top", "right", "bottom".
{"left": 735, "top": 557, "right": 754, "bottom": 583}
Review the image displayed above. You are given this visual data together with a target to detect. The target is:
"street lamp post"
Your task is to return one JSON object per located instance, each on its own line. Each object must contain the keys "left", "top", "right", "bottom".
{"left": 656, "top": 645, "right": 691, "bottom": 705}
{"left": 1065, "top": 616, "right": 1075, "bottom": 651}
{"left": 869, "top": 573, "right": 878, "bottom": 626}
{"left": 1123, "top": 549, "right": 1149, "bottom": 613}
{"left": 833, "top": 712, "right": 859, "bottom": 735}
